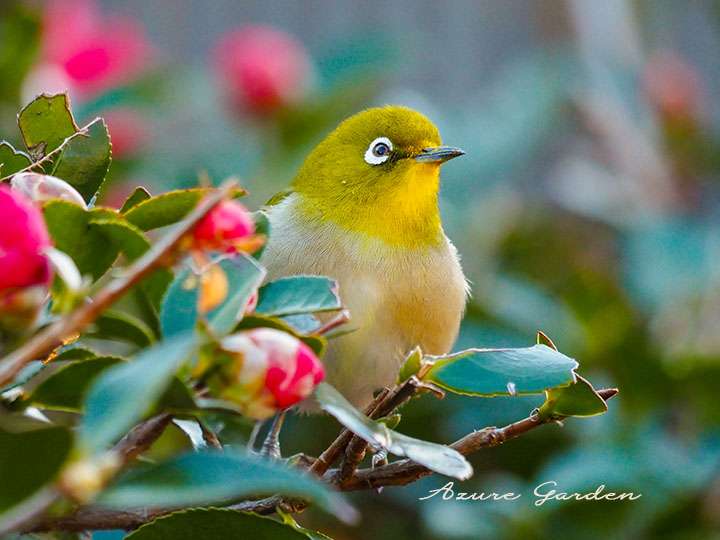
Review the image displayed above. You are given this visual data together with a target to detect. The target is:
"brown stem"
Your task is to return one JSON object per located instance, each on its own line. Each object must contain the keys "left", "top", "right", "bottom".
{"left": 26, "top": 387, "right": 618, "bottom": 532}
{"left": 113, "top": 413, "right": 174, "bottom": 466}
{"left": 0, "top": 181, "right": 238, "bottom": 387}
{"left": 308, "top": 387, "right": 390, "bottom": 477}
{"left": 314, "top": 309, "right": 350, "bottom": 336}
{"left": 337, "top": 389, "right": 620, "bottom": 490}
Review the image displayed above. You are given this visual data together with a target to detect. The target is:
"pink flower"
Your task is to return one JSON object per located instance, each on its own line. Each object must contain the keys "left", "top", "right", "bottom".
{"left": 192, "top": 200, "right": 255, "bottom": 254}
{"left": 215, "top": 328, "right": 325, "bottom": 419}
{"left": 38, "top": 0, "right": 153, "bottom": 100}
{"left": 213, "top": 26, "right": 313, "bottom": 116}
{"left": 0, "top": 185, "right": 53, "bottom": 292}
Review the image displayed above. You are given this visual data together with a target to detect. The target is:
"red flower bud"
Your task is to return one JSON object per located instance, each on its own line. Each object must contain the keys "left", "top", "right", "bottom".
{"left": 192, "top": 200, "right": 255, "bottom": 254}
{"left": 215, "top": 328, "right": 325, "bottom": 419}
{"left": 213, "top": 26, "right": 313, "bottom": 116}
{"left": 0, "top": 185, "right": 53, "bottom": 291}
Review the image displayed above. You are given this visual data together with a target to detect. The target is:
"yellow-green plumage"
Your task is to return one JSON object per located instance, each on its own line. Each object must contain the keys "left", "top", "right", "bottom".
{"left": 262, "top": 106, "right": 468, "bottom": 409}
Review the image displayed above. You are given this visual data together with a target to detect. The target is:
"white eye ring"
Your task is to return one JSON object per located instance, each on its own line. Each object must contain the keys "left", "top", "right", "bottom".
{"left": 364, "top": 137, "right": 393, "bottom": 165}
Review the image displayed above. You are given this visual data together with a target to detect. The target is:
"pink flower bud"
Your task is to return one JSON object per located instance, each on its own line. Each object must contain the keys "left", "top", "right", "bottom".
{"left": 0, "top": 186, "right": 53, "bottom": 291}
{"left": 215, "top": 328, "right": 325, "bottom": 419}
{"left": 11, "top": 172, "right": 87, "bottom": 208}
{"left": 213, "top": 26, "right": 313, "bottom": 116}
{"left": 192, "top": 200, "right": 255, "bottom": 254}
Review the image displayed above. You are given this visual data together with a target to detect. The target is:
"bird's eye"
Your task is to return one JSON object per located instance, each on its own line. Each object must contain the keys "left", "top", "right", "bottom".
{"left": 364, "top": 137, "right": 393, "bottom": 165}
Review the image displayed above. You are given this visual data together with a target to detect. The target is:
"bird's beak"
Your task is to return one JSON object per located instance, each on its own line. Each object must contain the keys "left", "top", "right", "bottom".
{"left": 414, "top": 146, "right": 465, "bottom": 163}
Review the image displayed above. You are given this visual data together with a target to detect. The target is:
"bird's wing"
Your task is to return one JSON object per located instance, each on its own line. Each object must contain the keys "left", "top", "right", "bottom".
{"left": 265, "top": 188, "right": 294, "bottom": 207}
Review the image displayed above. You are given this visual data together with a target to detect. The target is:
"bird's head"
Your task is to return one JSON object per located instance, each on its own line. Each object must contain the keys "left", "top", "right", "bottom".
{"left": 292, "top": 106, "right": 464, "bottom": 247}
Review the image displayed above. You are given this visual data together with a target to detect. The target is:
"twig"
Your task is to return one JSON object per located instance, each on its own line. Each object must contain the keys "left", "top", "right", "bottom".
{"left": 25, "top": 388, "right": 619, "bottom": 532}
{"left": 112, "top": 413, "right": 174, "bottom": 466}
{"left": 333, "top": 379, "right": 419, "bottom": 485}
{"left": 337, "top": 388, "right": 620, "bottom": 490}
{"left": 314, "top": 309, "right": 350, "bottom": 336}
{"left": 0, "top": 127, "right": 89, "bottom": 182}
{"left": 308, "top": 387, "right": 390, "bottom": 477}
{"left": 0, "top": 181, "right": 238, "bottom": 387}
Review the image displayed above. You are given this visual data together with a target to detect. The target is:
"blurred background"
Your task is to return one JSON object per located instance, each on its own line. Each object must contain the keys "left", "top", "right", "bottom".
{"left": 2, "top": 0, "right": 720, "bottom": 538}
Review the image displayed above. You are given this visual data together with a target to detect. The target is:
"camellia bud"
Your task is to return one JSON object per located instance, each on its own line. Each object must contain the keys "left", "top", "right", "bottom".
{"left": 0, "top": 185, "right": 53, "bottom": 328}
{"left": 192, "top": 200, "right": 255, "bottom": 254}
{"left": 11, "top": 172, "right": 87, "bottom": 208}
{"left": 211, "top": 328, "right": 325, "bottom": 419}
{"left": 213, "top": 25, "right": 313, "bottom": 116}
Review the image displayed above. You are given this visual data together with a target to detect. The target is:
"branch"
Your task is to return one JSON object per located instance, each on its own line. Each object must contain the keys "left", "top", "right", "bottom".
{"left": 112, "top": 413, "right": 174, "bottom": 466}
{"left": 0, "top": 127, "right": 90, "bottom": 183}
{"left": 337, "top": 387, "right": 620, "bottom": 490}
{"left": 0, "top": 181, "right": 238, "bottom": 387}
{"left": 26, "top": 387, "right": 619, "bottom": 533}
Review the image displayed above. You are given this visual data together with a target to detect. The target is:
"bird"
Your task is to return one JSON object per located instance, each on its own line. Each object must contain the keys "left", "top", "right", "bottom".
{"left": 261, "top": 105, "right": 468, "bottom": 411}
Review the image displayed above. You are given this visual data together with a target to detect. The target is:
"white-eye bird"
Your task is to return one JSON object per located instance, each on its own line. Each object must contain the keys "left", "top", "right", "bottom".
{"left": 261, "top": 106, "right": 468, "bottom": 410}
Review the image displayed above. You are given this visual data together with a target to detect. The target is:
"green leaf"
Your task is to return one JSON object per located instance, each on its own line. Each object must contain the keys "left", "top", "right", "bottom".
{"left": 90, "top": 218, "right": 172, "bottom": 309}
{"left": 161, "top": 255, "right": 265, "bottom": 338}
{"left": 538, "top": 374, "right": 608, "bottom": 419}
{"left": 126, "top": 508, "right": 331, "bottom": 540}
{"left": 315, "top": 383, "right": 472, "bottom": 480}
{"left": 279, "top": 509, "right": 334, "bottom": 539}
{"left": 159, "top": 378, "right": 197, "bottom": 412}
{"left": 0, "top": 361, "right": 44, "bottom": 394}
{"left": 0, "top": 425, "right": 71, "bottom": 515}
{"left": 53, "top": 346, "right": 98, "bottom": 362}
{"left": 423, "top": 344, "right": 578, "bottom": 397}
{"left": 397, "top": 346, "right": 422, "bottom": 383}
{"left": 120, "top": 186, "right": 152, "bottom": 213}
{"left": 43, "top": 201, "right": 120, "bottom": 280}
{"left": 18, "top": 93, "right": 78, "bottom": 157}
{"left": 236, "top": 314, "right": 327, "bottom": 357}
{"left": 252, "top": 210, "right": 270, "bottom": 258}
{"left": 79, "top": 333, "right": 197, "bottom": 454}
{"left": 256, "top": 276, "right": 341, "bottom": 317}
{"left": 51, "top": 117, "right": 112, "bottom": 202}
{"left": 28, "top": 357, "right": 122, "bottom": 411}
{"left": 0, "top": 141, "right": 31, "bottom": 176}
{"left": 87, "top": 310, "right": 155, "bottom": 348}
{"left": 124, "top": 187, "right": 244, "bottom": 231}
{"left": 98, "top": 452, "right": 355, "bottom": 522}
{"left": 281, "top": 314, "right": 321, "bottom": 334}
{"left": 90, "top": 218, "right": 150, "bottom": 260}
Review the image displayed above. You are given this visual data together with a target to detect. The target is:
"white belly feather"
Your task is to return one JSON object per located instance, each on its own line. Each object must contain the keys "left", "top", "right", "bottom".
{"left": 261, "top": 195, "right": 468, "bottom": 409}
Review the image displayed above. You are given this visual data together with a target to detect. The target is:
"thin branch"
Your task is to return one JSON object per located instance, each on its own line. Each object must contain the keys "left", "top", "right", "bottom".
{"left": 309, "top": 387, "right": 390, "bottom": 477}
{"left": 26, "top": 387, "right": 619, "bottom": 532}
{"left": 0, "top": 181, "right": 238, "bottom": 387}
{"left": 337, "top": 388, "right": 620, "bottom": 490}
{"left": 0, "top": 127, "right": 90, "bottom": 182}
{"left": 314, "top": 309, "right": 351, "bottom": 336}
{"left": 112, "top": 413, "right": 174, "bottom": 466}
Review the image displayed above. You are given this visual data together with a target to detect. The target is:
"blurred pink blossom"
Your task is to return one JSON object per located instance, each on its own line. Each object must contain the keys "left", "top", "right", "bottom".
{"left": 213, "top": 25, "right": 313, "bottom": 116}
{"left": 102, "top": 108, "right": 151, "bottom": 158}
{"left": 34, "top": 0, "right": 154, "bottom": 100}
